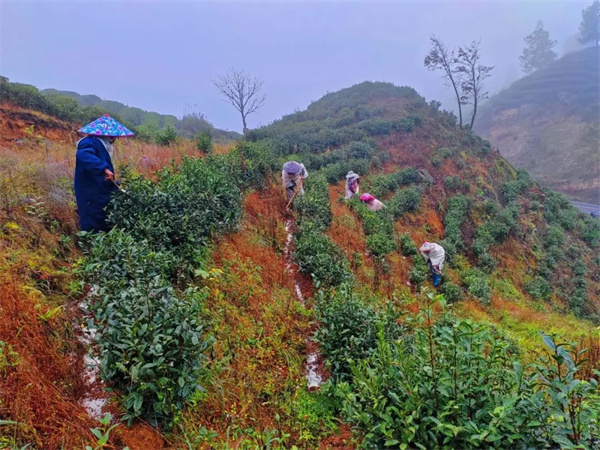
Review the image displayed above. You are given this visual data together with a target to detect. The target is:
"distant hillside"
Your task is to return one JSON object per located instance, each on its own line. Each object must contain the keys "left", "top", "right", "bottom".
{"left": 476, "top": 47, "right": 600, "bottom": 203}
{"left": 0, "top": 77, "right": 241, "bottom": 142}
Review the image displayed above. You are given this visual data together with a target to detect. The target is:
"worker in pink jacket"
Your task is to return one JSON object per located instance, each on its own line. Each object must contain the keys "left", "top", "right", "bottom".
{"left": 360, "top": 193, "right": 385, "bottom": 211}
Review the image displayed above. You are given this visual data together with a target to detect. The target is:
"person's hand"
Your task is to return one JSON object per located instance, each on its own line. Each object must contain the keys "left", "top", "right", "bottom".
{"left": 104, "top": 169, "right": 114, "bottom": 182}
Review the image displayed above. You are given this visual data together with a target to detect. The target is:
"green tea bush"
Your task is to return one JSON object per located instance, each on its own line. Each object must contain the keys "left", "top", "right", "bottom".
{"left": 580, "top": 214, "right": 600, "bottom": 248}
{"left": 573, "top": 260, "right": 588, "bottom": 277}
{"left": 395, "top": 115, "right": 422, "bottom": 132}
{"left": 366, "top": 233, "right": 397, "bottom": 257}
{"left": 544, "top": 190, "right": 579, "bottom": 231}
{"left": 409, "top": 255, "right": 429, "bottom": 285}
{"left": 444, "top": 175, "right": 462, "bottom": 191}
{"left": 441, "top": 195, "right": 470, "bottom": 262}
{"left": 525, "top": 276, "right": 552, "bottom": 301}
{"left": 546, "top": 225, "right": 566, "bottom": 247}
{"left": 294, "top": 225, "right": 353, "bottom": 287}
{"left": 440, "top": 281, "right": 463, "bottom": 303}
{"left": 398, "top": 233, "right": 418, "bottom": 256}
{"left": 195, "top": 131, "right": 213, "bottom": 153}
{"left": 320, "top": 158, "right": 370, "bottom": 184}
{"left": 295, "top": 173, "right": 332, "bottom": 231}
{"left": 357, "top": 119, "right": 395, "bottom": 135}
{"left": 349, "top": 200, "right": 396, "bottom": 257}
{"left": 333, "top": 298, "right": 600, "bottom": 450}
{"left": 478, "top": 252, "right": 498, "bottom": 274}
{"left": 79, "top": 230, "right": 211, "bottom": 424}
{"left": 314, "top": 286, "right": 401, "bottom": 380}
{"left": 107, "top": 158, "right": 242, "bottom": 276}
{"left": 208, "top": 141, "right": 278, "bottom": 190}
{"left": 369, "top": 167, "right": 420, "bottom": 198}
{"left": 155, "top": 125, "right": 177, "bottom": 146}
{"left": 388, "top": 186, "right": 421, "bottom": 219}
{"left": 462, "top": 268, "right": 491, "bottom": 304}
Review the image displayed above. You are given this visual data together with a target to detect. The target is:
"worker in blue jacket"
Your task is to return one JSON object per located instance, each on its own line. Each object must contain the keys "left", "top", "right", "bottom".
{"left": 74, "top": 115, "right": 134, "bottom": 232}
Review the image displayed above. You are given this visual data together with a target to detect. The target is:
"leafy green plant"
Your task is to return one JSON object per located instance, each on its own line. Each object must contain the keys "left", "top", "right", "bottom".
{"left": 329, "top": 297, "right": 600, "bottom": 449}
{"left": 294, "top": 225, "right": 353, "bottom": 287}
{"left": 155, "top": 125, "right": 177, "bottom": 146}
{"left": 398, "top": 233, "right": 418, "bottom": 256}
{"left": 462, "top": 268, "right": 491, "bottom": 304}
{"left": 295, "top": 173, "right": 332, "bottom": 230}
{"left": 441, "top": 195, "right": 470, "bottom": 262}
{"left": 440, "top": 281, "right": 463, "bottom": 303}
{"left": 409, "top": 255, "right": 429, "bottom": 286}
{"left": 388, "top": 186, "right": 422, "bottom": 219}
{"left": 534, "top": 333, "right": 600, "bottom": 447}
{"left": 314, "top": 285, "right": 401, "bottom": 380}
{"left": 369, "top": 167, "right": 420, "bottom": 198}
{"left": 196, "top": 131, "right": 213, "bottom": 153}
{"left": 79, "top": 230, "right": 212, "bottom": 425}
{"left": 366, "top": 232, "right": 397, "bottom": 257}
{"left": 106, "top": 158, "right": 242, "bottom": 278}
{"left": 86, "top": 413, "right": 129, "bottom": 450}
{"left": 525, "top": 276, "right": 552, "bottom": 301}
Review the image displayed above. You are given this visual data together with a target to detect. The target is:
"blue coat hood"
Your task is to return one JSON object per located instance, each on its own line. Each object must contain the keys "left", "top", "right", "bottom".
{"left": 74, "top": 136, "right": 118, "bottom": 232}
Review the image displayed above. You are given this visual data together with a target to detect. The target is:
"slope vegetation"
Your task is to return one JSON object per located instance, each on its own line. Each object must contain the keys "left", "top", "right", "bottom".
{"left": 1, "top": 81, "right": 599, "bottom": 449}
{"left": 475, "top": 47, "right": 600, "bottom": 203}
{"left": 0, "top": 77, "right": 240, "bottom": 143}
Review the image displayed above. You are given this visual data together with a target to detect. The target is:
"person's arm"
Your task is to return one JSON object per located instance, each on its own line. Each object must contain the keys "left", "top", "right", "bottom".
{"left": 301, "top": 165, "right": 308, "bottom": 179}
{"left": 77, "top": 144, "right": 110, "bottom": 175}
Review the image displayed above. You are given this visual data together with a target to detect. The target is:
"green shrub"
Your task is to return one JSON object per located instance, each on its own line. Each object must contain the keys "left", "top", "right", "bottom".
{"left": 546, "top": 225, "right": 566, "bottom": 247}
{"left": 525, "top": 276, "right": 552, "bottom": 301}
{"left": 196, "top": 131, "right": 213, "bottom": 153}
{"left": 345, "top": 140, "right": 376, "bottom": 159}
{"left": 478, "top": 252, "right": 498, "bottom": 274}
{"left": 155, "top": 125, "right": 177, "bottom": 146}
{"left": 107, "top": 158, "right": 242, "bottom": 276}
{"left": 573, "top": 260, "right": 587, "bottom": 277}
{"left": 388, "top": 187, "right": 421, "bottom": 219}
{"left": 330, "top": 299, "right": 600, "bottom": 450}
{"left": 314, "top": 286, "right": 401, "bottom": 380}
{"left": 580, "top": 215, "right": 600, "bottom": 248}
{"left": 394, "top": 115, "right": 421, "bottom": 132}
{"left": 369, "top": 167, "right": 420, "bottom": 198}
{"left": 544, "top": 190, "right": 579, "bottom": 231}
{"left": 295, "top": 174, "right": 332, "bottom": 231}
{"left": 320, "top": 158, "right": 370, "bottom": 184}
{"left": 79, "top": 230, "right": 211, "bottom": 425}
{"left": 294, "top": 225, "right": 352, "bottom": 287}
{"left": 462, "top": 269, "right": 491, "bottom": 304}
{"left": 440, "top": 281, "right": 463, "bottom": 303}
{"left": 443, "top": 195, "right": 471, "bottom": 261}
{"left": 357, "top": 119, "right": 395, "bottom": 135}
{"left": 444, "top": 175, "right": 462, "bottom": 190}
{"left": 409, "top": 255, "right": 429, "bottom": 285}
{"left": 482, "top": 199, "right": 499, "bottom": 216}
{"left": 366, "top": 233, "right": 397, "bottom": 257}
{"left": 398, "top": 233, "right": 417, "bottom": 256}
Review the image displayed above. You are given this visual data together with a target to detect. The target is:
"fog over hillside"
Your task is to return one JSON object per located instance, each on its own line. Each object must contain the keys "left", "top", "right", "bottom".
{"left": 0, "top": 1, "right": 589, "bottom": 132}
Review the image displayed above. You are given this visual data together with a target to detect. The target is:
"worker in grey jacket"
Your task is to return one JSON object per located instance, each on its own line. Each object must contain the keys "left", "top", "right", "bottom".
{"left": 282, "top": 161, "right": 308, "bottom": 203}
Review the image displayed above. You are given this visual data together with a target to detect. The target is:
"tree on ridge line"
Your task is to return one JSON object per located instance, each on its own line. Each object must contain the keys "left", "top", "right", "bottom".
{"left": 213, "top": 68, "right": 266, "bottom": 134}
{"left": 519, "top": 21, "right": 557, "bottom": 74}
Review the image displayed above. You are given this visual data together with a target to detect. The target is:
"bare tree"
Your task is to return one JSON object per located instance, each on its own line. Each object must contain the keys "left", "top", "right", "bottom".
{"left": 424, "top": 35, "right": 464, "bottom": 128}
{"left": 456, "top": 40, "right": 494, "bottom": 129}
{"left": 213, "top": 68, "right": 266, "bottom": 133}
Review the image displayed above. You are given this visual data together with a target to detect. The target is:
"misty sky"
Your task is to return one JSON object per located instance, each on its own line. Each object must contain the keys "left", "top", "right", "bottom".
{"left": 0, "top": 1, "right": 589, "bottom": 132}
